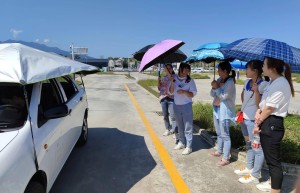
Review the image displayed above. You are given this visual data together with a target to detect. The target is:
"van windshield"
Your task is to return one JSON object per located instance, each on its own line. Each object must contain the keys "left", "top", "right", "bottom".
{"left": 0, "top": 83, "right": 32, "bottom": 130}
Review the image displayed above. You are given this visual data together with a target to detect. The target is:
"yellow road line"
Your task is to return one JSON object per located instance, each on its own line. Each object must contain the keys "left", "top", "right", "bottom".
{"left": 124, "top": 84, "right": 190, "bottom": 193}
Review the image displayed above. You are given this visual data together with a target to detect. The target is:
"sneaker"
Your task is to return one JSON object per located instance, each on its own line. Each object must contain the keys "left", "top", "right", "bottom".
{"left": 256, "top": 180, "right": 271, "bottom": 192}
{"left": 216, "top": 159, "right": 230, "bottom": 166}
{"left": 238, "top": 174, "right": 259, "bottom": 184}
{"left": 175, "top": 139, "right": 179, "bottom": 144}
{"left": 163, "top": 130, "right": 172, "bottom": 136}
{"left": 234, "top": 167, "right": 253, "bottom": 175}
{"left": 174, "top": 142, "right": 185, "bottom": 150}
{"left": 182, "top": 147, "right": 192, "bottom": 155}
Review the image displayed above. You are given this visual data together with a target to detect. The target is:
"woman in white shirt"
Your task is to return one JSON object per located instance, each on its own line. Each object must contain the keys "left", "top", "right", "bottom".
{"left": 234, "top": 60, "right": 268, "bottom": 184}
{"left": 254, "top": 57, "right": 294, "bottom": 193}
{"left": 169, "top": 63, "right": 197, "bottom": 155}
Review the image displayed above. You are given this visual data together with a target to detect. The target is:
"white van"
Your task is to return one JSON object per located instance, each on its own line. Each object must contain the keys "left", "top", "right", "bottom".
{"left": 0, "top": 43, "right": 97, "bottom": 193}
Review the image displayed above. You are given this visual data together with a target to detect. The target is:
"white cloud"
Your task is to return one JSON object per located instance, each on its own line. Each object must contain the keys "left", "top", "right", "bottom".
{"left": 35, "top": 39, "right": 40, "bottom": 42}
{"left": 43, "top": 39, "right": 50, "bottom": 43}
{"left": 10, "top": 29, "right": 23, "bottom": 39}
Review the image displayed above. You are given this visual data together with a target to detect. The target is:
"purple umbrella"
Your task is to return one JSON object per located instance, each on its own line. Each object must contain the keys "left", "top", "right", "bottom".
{"left": 138, "top": 39, "right": 185, "bottom": 72}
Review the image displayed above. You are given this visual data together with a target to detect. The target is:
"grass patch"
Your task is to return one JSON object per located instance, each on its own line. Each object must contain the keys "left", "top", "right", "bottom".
{"left": 236, "top": 79, "right": 245, "bottom": 85}
{"left": 96, "top": 71, "right": 115, "bottom": 75}
{"left": 292, "top": 73, "right": 300, "bottom": 83}
{"left": 137, "top": 79, "right": 159, "bottom": 98}
{"left": 190, "top": 74, "right": 210, "bottom": 79}
{"left": 125, "top": 74, "right": 135, "bottom": 79}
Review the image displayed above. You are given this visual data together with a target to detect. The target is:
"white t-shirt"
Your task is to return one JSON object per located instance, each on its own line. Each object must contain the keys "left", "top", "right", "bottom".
{"left": 171, "top": 74, "right": 197, "bottom": 105}
{"left": 259, "top": 76, "right": 291, "bottom": 117}
{"left": 242, "top": 79, "right": 268, "bottom": 120}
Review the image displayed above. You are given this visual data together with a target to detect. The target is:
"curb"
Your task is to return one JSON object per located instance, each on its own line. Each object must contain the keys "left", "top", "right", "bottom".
{"left": 194, "top": 124, "right": 300, "bottom": 176}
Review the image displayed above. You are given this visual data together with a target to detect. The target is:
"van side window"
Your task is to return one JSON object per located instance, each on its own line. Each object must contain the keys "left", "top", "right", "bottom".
{"left": 57, "top": 76, "right": 78, "bottom": 101}
{"left": 38, "top": 79, "right": 63, "bottom": 127}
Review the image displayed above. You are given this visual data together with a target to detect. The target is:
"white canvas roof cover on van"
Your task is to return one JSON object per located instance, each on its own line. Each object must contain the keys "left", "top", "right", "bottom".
{"left": 0, "top": 43, "right": 98, "bottom": 84}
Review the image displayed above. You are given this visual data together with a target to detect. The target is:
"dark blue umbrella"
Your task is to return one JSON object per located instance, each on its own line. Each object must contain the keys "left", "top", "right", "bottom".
{"left": 221, "top": 38, "right": 300, "bottom": 73}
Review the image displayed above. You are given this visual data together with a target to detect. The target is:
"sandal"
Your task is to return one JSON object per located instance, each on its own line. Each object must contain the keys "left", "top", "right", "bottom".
{"left": 217, "top": 159, "right": 230, "bottom": 166}
{"left": 210, "top": 152, "right": 222, "bottom": 157}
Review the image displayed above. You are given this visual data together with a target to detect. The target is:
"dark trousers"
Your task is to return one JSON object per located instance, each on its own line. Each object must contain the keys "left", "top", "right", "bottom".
{"left": 260, "top": 115, "right": 285, "bottom": 190}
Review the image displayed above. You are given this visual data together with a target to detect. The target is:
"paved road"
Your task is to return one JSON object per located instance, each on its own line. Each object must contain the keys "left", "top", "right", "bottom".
{"left": 50, "top": 73, "right": 296, "bottom": 193}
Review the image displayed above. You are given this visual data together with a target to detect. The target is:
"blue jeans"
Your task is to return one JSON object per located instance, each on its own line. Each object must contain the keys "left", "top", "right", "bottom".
{"left": 213, "top": 106, "right": 231, "bottom": 160}
{"left": 161, "top": 98, "right": 177, "bottom": 133}
{"left": 174, "top": 103, "right": 193, "bottom": 148}
{"left": 241, "top": 119, "right": 264, "bottom": 178}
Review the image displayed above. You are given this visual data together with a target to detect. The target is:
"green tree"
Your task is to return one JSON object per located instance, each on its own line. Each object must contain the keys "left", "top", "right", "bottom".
{"left": 123, "top": 59, "right": 128, "bottom": 68}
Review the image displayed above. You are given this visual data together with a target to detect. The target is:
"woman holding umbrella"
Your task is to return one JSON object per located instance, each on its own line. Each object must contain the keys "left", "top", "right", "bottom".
{"left": 210, "top": 61, "right": 236, "bottom": 166}
{"left": 254, "top": 57, "right": 294, "bottom": 193}
{"left": 158, "top": 64, "right": 177, "bottom": 138}
{"left": 169, "top": 62, "right": 197, "bottom": 155}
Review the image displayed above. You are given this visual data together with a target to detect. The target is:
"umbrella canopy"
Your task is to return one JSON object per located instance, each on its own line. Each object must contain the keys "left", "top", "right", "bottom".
{"left": 186, "top": 49, "right": 224, "bottom": 63}
{"left": 138, "top": 40, "right": 185, "bottom": 72}
{"left": 221, "top": 38, "right": 300, "bottom": 73}
{"left": 133, "top": 44, "right": 187, "bottom": 63}
{"left": 133, "top": 44, "right": 154, "bottom": 61}
{"left": 185, "top": 42, "right": 228, "bottom": 63}
{"left": 193, "top": 42, "right": 228, "bottom": 51}
{"left": 0, "top": 43, "right": 98, "bottom": 84}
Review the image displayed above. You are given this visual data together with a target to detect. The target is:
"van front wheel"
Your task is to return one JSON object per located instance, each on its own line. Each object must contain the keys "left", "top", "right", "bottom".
{"left": 24, "top": 181, "right": 45, "bottom": 193}
{"left": 77, "top": 116, "right": 88, "bottom": 146}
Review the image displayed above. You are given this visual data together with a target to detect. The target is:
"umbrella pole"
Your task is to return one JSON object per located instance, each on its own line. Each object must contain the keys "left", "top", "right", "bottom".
{"left": 158, "top": 63, "right": 161, "bottom": 77}
{"left": 213, "top": 61, "right": 216, "bottom": 80}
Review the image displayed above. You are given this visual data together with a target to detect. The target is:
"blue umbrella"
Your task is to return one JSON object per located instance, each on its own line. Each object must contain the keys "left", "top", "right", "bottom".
{"left": 230, "top": 59, "right": 247, "bottom": 69}
{"left": 193, "top": 42, "right": 228, "bottom": 51}
{"left": 186, "top": 42, "right": 229, "bottom": 79}
{"left": 221, "top": 38, "right": 300, "bottom": 73}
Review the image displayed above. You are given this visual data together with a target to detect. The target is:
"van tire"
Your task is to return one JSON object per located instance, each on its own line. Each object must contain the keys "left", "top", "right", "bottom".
{"left": 24, "top": 181, "right": 45, "bottom": 193}
{"left": 77, "top": 116, "right": 88, "bottom": 146}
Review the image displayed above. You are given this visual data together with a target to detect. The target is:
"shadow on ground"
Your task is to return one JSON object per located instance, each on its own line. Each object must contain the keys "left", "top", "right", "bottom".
{"left": 50, "top": 127, "right": 156, "bottom": 193}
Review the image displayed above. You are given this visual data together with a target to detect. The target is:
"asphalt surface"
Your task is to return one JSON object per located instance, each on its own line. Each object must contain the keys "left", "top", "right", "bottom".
{"left": 50, "top": 73, "right": 297, "bottom": 193}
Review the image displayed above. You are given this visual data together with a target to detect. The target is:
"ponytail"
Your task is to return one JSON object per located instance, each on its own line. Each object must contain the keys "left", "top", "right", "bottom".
{"left": 284, "top": 63, "right": 295, "bottom": 97}
{"left": 231, "top": 70, "right": 236, "bottom": 84}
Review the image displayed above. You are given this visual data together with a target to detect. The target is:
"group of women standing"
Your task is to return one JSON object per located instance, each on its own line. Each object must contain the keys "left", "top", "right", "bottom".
{"left": 209, "top": 58, "right": 294, "bottom": 193}
{"left": 158, "top": 57, "right": 294, "bottom": 193}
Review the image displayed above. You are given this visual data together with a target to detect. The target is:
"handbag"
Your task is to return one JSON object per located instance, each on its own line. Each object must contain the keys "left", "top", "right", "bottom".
{"left": 235, "top": 111, "right": 244, "bottom": 123}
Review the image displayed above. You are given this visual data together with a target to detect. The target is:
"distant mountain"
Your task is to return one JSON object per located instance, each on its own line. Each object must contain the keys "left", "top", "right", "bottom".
{"left": 0, "top": 40, "right": 94, "bottom": 59}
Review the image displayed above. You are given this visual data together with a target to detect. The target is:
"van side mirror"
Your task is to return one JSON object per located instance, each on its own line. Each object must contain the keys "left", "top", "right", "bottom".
{"left": 43, "top": 104, "right": 69, "bottom": 119}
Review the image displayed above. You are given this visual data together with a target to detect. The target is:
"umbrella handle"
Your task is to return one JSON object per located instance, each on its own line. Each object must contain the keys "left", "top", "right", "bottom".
{"left": 158, "top": 63, "right": 161, "bottom": 77}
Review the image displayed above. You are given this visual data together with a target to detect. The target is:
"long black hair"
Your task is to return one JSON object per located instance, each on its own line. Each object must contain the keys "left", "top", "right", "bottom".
{"left": 178, "top": 62, "right": 191, "bottom": 82}
{"left": 246, "top": 60, "right": 269, "bottom": 81}
{"left": 165, "top": 63, "right": 175, "bottom": 75}
{"left": 264, "top": 57, "right": 294, "bottom": 97}
{"left": 218, "top": 61, "right": 236, "bottom": 84}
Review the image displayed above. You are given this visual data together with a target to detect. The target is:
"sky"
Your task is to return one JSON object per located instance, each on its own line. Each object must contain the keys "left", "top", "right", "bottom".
{"left": 1, "top": 0, "right": 300, "bottom": 58}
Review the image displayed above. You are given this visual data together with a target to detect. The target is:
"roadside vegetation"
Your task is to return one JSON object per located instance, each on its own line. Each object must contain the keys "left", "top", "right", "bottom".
{"left": 138, "top": 78, "right": 300, "bottom": 164}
